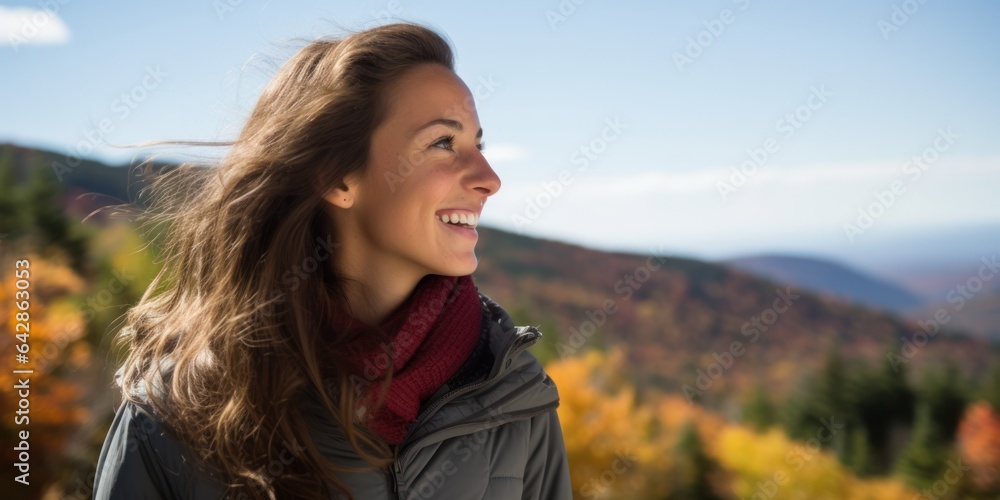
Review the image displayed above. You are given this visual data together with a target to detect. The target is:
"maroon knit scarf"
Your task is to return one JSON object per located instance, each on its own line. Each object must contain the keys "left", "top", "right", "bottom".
{"left": 326, "top": 274, "right": 481, "bottom": 445}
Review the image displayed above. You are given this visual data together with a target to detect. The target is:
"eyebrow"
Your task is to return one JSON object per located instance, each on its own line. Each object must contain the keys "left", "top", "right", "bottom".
{"left": 414, "top": 118, "right": 483, "bottom": 139}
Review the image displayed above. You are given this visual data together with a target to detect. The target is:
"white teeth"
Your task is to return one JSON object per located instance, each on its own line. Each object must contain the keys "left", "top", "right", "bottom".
{"left": 437, "top": 212, "right": 478, "bottom": 228}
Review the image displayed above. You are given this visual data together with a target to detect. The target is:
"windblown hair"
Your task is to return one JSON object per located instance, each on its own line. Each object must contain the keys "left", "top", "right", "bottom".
{"left": 111, "top": 22, "right": 455, "bottom": 499}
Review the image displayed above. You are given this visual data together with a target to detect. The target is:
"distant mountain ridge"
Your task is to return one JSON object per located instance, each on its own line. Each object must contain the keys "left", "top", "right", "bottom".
{"left": 722, "top": 254, "right": 925, "bottom": 312}
{"left": 721, "top": 253, "right": 1000, "bottom": 343}
{"left": 1, "top": 141, "right": 168, "bottom": 221}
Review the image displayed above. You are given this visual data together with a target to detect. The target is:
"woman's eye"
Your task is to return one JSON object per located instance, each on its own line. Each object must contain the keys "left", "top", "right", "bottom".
{"left": 431, "top": 136, "right": 486, "bottom": 152}
{"left": 432, "top": 135, "right": 455, "bottom": 150}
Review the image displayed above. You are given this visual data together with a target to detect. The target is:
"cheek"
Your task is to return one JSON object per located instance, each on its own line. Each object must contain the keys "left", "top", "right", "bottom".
{"left": 395, "top": 169, "right": 454, "bottom": 206}
{"left": 365, "top": 165, "right": 456, "bottom": 227}
{"left": 363, "top": 185, "right": 430, "bottom": 236}
{"left": 418, "top": 170, "right": 459, "bottom": 198}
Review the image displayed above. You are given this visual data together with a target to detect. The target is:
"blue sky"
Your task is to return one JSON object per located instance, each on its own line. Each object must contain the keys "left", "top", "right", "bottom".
{"left": 2, "top": 0, "right": 998, "bottom": 278}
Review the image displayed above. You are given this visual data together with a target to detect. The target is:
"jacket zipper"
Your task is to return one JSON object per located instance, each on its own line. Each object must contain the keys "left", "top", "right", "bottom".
{"left": 390, "top": 461, "right": 401, "bottom": 498}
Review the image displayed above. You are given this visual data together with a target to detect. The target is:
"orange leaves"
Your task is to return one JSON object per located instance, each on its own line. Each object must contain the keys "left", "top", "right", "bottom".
{"left": 0, "top": 252, "right": 90, "bottom": 448}
{"left": 956, "top": 401, "right": 1000, "bottom": 492}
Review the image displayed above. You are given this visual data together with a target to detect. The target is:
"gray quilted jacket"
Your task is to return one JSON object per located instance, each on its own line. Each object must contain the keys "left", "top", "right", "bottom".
{"left": 92, "top": 292, "right": 573, "bottom": 499}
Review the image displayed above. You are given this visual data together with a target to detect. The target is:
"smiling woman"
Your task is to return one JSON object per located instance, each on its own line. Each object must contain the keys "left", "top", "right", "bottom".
{"left": 91, "top": 21, "right": 571, "bottom": 500}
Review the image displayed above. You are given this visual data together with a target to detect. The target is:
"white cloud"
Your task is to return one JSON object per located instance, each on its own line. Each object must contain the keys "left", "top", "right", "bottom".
{"left": 0, "top": 7, "right": 71, "bottom": 48}
{"left": 569, "top": 156, "right": 1000, "bottom": 197}
{"left": 482, "top": 143, "right": 527, "bottom": 163}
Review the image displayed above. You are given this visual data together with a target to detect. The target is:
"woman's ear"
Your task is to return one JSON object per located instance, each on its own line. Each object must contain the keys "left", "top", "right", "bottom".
{"left": 324, "top": 174, "right": 361, "bottom": 209}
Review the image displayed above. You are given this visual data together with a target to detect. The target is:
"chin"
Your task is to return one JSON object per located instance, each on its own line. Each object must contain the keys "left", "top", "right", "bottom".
{"left": 434, "top": 256, "right": 478, "bottom": 277}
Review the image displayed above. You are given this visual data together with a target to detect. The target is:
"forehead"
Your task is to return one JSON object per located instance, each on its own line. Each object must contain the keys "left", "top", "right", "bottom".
{"left": 382, "top": 64, "right": 479, "bottom": 134}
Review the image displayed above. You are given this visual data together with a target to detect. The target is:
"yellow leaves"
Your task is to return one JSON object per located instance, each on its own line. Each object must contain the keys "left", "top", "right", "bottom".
{"left": 654, "top": 395, "right": 724, "bottom": 443}
{"left": 716, "top": 426, "right": 783, "bottom": 495}
{"left": 547, "top": 347, "right": 658, "bottom": 498}
{"left": 717, "top": 424, "right": 846, "bottom": 498}
{"left": 101, "top": 222, "right": 148, "bottom": 267}
{"left": 850, "top": 478, "right": 918, "bottom": 499}
{"left": 715, "top": 424, "right": 916, "bottom": 499}
{"left": 91, "top": 220, "right": 144, "bottom": 262}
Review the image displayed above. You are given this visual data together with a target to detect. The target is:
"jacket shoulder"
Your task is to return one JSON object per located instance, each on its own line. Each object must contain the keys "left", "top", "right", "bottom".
{"left": 93, "top": 399, "right": 228, "bottom": 499}
{"left": 521, "top": 407, "right": 574, "bottom": 499}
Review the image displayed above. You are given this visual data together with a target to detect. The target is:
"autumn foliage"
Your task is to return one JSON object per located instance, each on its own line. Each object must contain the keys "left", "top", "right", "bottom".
{"left": 956, "top": 401, "right": 1000, "bottom": 493}
{"left": 0, "top": 251, "right": 91, "bottom": 494}
{"left": 546, "top": 347, "right": 919, "bottom": 499}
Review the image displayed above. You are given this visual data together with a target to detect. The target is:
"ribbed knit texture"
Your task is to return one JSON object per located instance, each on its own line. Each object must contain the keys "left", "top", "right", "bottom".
{"left": 328, "top": 274, "right": 482, "bottom": 445}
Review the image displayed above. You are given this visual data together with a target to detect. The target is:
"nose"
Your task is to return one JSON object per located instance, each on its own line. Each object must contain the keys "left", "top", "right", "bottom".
{"left": 471, "top": 150, "right": 501, "bottom": 197}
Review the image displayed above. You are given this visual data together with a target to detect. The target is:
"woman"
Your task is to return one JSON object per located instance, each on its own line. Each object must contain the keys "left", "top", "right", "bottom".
{"left": 92, "top": 22, "right": 572, "bottom": 499}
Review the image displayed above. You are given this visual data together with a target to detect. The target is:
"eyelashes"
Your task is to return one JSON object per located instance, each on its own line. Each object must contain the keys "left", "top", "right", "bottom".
{"left": 432, "top": 135, "right": 487, "bottom": 152}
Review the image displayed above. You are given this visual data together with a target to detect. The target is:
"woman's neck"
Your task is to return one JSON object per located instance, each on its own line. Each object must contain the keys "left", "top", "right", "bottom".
{"left": 335, "top": 262, "right": 426, "bottom": 328}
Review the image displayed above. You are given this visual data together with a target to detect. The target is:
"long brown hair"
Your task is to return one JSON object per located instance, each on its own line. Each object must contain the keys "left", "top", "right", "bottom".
{"left": 111, "top": 21, "right": 456, "bottom": 499}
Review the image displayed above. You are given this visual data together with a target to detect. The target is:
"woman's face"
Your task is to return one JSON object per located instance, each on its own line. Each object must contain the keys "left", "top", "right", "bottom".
{"left": 326, "top": 63, "right": 501, "bottom": 283}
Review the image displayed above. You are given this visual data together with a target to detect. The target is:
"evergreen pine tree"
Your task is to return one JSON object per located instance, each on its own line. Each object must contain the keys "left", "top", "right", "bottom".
{"left": 0, "top": 148, "right": 24, "bottom": 239}
{"left": 670, "top": 419, "right": 720, "bottom": 499}
{"left": 918, "top": 361, "right": 970, "bottom": 442}
{"left": 25, "top": 162, "right": 89, "bottom": 272}
{"left": 847, "top": 426, "right": 873, "bottom": 477}
{"left": 893, "top": 402, "right": 950, "bottom": 491}
{"left": 782, "top": 341, "right": 868, "bottom": 468}
{"left": 848, "top": 338, "right": 915, "bottom": 474}
{"left": 880, "top": 335, "right": 916, "bottom": 427}
{"left": 814, "top": 340, "right": 848, "bottom": 417}
{"left": 979, "top": 363, "right": 1000, "bottom": 413}
{"left": 742, "top": 384, "right": 775, "bottom": 432}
